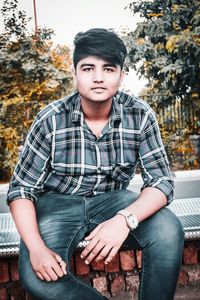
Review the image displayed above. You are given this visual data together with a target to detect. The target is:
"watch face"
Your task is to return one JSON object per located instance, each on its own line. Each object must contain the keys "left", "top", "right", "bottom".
{"left": 127, "top": 214, "right": 138, "bottom": 229}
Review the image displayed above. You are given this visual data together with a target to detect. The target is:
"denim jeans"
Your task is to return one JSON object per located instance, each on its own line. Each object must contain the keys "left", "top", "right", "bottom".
{"left": 19, "top": 189, "right": 184, "bottom": 300}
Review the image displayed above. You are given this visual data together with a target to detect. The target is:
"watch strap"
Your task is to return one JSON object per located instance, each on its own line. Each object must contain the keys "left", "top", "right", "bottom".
{"left": 117, "top": 209, "right": 138, "bottom": 230}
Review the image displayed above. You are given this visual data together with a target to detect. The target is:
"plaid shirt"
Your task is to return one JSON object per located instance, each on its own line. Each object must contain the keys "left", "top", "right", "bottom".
{"left": 7, "top": 91, "right": 174, "bottom": 204}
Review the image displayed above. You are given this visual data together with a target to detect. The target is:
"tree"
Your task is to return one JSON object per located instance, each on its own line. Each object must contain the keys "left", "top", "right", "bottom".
{"left": 125, "top": 0, "right": 200, "bottom": 110}
{"left": 123, "top": 0, "right": 200, "bottom": 170}
{"left": 0, "top": 0, "right": 73, "bottom": 179}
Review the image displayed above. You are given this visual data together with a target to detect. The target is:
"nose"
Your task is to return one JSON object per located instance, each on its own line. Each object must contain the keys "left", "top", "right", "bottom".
{"left": 92, "top": 69, "right": 104, "bottom": 83}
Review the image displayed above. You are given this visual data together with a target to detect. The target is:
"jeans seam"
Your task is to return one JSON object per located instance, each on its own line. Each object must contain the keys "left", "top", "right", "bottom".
{"left": 129, "top": 229, "right": 145, "bottom": 300}
{"left": 139, "top": 249, "right": 146, "bottom": 300}
{"left": 129, "top": 229, "right": 145, "bottom": 249}
{"left": 64, "top": 223, "right": 105, "bottom": 299}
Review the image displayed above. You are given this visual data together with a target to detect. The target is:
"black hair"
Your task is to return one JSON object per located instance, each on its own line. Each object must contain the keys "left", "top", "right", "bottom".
{"left": 73, "top": 28, "right": 127, "bottom": 69}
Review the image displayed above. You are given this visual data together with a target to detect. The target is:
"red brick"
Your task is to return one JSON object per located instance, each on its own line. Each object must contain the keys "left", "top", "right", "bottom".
{"left": 10, "top": 259, "right": 19, "bottom": 281}
{"left": 110, "top": 275, "right": 125, "bottom": 297}
{"left": 91, "top": 259, "right": 105, "bottom": 271}
{"left": 136, "top": 250, "right": 142, "bottom": 269}
{"left": 92, "top": 276, "right": 108, "bottom": 294}
{"left": 178, "top": 269, "right": 188, "bottom": 286}
{"left": 183, "top": 243, "right": 198, "bottom": 265}
{"left": 119, "top": 250, "right": 135, "bottom": 271}
{"left": 0, "top": 288, "right": 7, "bottom": 300}
{"left": 187, "top": 265, "right": 200, "bottom": 285}
{"left": 105, "top": 254, "right": 119, "bottom": 272}
{"left": 0, "top": 261, "right": 9, "bottom": 282}
{"left": 75, "top": 254, "right": 90, "bottom": 275}
{"left": 125, "top": 275, "right": 139, "bottom": 299}
{"left": 10, "top": 282, "right": 26, "bottom": 300}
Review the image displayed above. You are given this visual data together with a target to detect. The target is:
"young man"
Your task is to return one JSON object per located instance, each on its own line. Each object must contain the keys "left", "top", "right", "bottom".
{"left": 7, "top": 28, "right": 184, "bottom": 300}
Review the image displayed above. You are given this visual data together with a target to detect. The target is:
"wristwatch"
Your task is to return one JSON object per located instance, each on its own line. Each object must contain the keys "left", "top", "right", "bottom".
{"left": 117, "top": 209, "right": 138, "bottom": 230}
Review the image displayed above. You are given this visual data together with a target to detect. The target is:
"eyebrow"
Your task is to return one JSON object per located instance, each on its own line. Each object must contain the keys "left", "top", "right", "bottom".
{"left": 80, "top": 63, "right": 117, "bottom": 68}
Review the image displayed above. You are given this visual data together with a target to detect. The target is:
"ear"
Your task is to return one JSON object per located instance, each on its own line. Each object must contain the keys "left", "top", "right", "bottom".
{"left": 119, "top": 70, "right": 125, "bottom": 86}
{"left": 72, "top": 67, "right": 77, "bottom": 89}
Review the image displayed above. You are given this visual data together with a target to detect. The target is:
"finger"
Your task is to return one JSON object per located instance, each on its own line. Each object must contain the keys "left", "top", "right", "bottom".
{"left": 59, "top": 261, "right": 67, "bottom": 275}
{"left": 85, "top": 224, "right": 102, "bottom": 240}
{"left": 36, "top": 271, "right": 44, "bottom": 281}
{"left": 40, "top": 270, "right": 52, "bottom": 282}
{"left": 54, "top": 253, "right": 63, "bottom": 264}
{"left": 81, "top": 238, "right": 99, "bottom": 259}
{"left": 44, "top": 266, "right": 59, "bottom": 281}
{"left": 53, "top": 260, "right": 67, "bottom": 277}
{"left": 95, "top": 245, "right": 112, "bottom": 262}
{"left": 54, "top": 253, "right": 67, "bottom": 275}
{"left": 84, "top": 240, "right": 105, "bottom": 264}
{"left": 105, "top": 247, "right": 119, "bottom": 265}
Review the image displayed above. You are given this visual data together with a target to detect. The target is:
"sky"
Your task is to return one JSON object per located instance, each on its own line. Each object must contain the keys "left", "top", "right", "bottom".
{"left": 0, "top": 0, "right": 147, "bottom": 94}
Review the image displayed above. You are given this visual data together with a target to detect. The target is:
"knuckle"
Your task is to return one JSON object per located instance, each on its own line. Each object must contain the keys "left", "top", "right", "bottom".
{"left": 91, "top": 249, "right": 98, "bottom": 255}
{"left": 43, "top": 263, "right": 49, "bottom": 269}
{"left": 100, "top": 238, "right": 106, "bottom": 244}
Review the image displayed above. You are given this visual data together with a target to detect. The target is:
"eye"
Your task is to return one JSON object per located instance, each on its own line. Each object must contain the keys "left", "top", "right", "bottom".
{"left": 82, "top": 67, "right": 93, "bottom": 72}
{"left": 104, "top": 67, "right": 115, "bottom": 72}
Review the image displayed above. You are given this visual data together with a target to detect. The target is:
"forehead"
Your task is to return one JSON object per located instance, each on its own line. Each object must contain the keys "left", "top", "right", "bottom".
{"left": 76, "top": 56, "right": 118, "bottom": 67}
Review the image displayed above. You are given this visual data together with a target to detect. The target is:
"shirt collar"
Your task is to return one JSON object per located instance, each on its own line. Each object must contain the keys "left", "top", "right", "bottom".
{"left": 71, "top": 94, "right": 83, "bottom": 125}
{"left": 109, "top": 93, "right": 122, "bottom": 128}
{"left": 71, "top": 92, "right": 122, "bottom": 126}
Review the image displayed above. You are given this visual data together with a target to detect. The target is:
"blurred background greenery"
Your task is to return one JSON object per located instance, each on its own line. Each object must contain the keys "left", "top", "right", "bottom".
{"left": 0, "top": 0, "right": 199, "bottom": 180}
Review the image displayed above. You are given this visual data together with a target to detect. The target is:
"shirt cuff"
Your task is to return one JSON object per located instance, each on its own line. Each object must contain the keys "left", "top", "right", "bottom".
{"left": 7, "top": 187, "right": 37, "bottom": 205}
{"left": 141, "top": 177, "right": 174, "bottom": 204}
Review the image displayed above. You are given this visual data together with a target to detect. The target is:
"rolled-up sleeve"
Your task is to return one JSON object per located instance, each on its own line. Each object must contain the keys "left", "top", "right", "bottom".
{"left": 7, "top": 118, "right": 51, "bottom": 205}
{"left": 139, "top": 108, "right": 174, "bottom": 204}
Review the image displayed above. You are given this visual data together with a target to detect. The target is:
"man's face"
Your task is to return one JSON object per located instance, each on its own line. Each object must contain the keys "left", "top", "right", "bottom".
{"left": 73, "top": 56, "right": 124, "bottom": 104}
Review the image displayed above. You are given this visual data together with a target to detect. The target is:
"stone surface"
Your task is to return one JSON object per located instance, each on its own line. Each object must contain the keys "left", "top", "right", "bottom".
{"left": 119, "top": 250, "right": 135, "bottom": 271}
{"left": 91, "top": 259, "right": 105, "bottom": 271}
{"left": 110, "top": 275, "right": 125, "bottom": 297}
{"left": 175, "top": 285, "right": 200, "bottom": 300}
{"left": 187, "top": 266, "right": 200, "bottom": 285}
{"left": 10, "top": 282, "right": 25, "bottom": 300}
{"left": 178, "top": 269, "right": 188, "bottom": 286}
{"left": 0, "top": 288, "right": 7, "bottom": 300}
{"left": 75, "top": 254, "right": 90, "bottom": 275}
{"left": 125, "top": 274, "right": 139, "bottom": 296}
{"left": 183, "top": 243, "right": 198, "bottom": 265}
{"left": 92, "top": 276, "right": 110, "bottom": 298}
{"left": 136, "top": 250, "right": 142, "bottom": 269}
{"left": 10, "top": 259, "right": 19, "bottom": 281}
{"left": 105, "top": 254, "right": 120, "bottom": 273}
{"left": 0, "top": 261, "right": 9, "bottom": 282}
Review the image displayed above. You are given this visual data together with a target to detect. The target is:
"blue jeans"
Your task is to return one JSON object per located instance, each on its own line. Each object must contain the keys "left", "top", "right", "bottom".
{"left": 19, "top": 190, "right": 184, "bottom": 300}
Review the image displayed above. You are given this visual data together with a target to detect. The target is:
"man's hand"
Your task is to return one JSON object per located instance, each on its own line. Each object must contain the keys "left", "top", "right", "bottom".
{"left": 80, "top": 215, "right": 130, "bottom": 265}
{"left": 29, "top": 245, "right": 67, "bottom": 281}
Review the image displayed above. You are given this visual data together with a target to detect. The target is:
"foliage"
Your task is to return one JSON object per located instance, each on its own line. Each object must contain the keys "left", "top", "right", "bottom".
{"left": 125, "top": 0, "right": 200, "bottom": 108}
{"left": 0, "top": 0, "right": 73, "bottom": 179}
{"left": 124, "top": 0, "right": 200, "bottom": 170}
{"left": 158, "top": 121, "right": 199, "bottom": 171}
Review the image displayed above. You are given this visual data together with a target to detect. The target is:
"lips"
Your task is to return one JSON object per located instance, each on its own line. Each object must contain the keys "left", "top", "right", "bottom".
{"left": 91, "top": 87, "right": 106, "bottom": 91}
{"left": 91, "top": 86, "right": 106, "bottom": 93}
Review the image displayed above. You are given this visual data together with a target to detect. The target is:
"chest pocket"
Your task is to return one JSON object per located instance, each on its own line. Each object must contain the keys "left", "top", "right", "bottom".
{"left": 112, "top": 162, "right": 136, "bottom": 182}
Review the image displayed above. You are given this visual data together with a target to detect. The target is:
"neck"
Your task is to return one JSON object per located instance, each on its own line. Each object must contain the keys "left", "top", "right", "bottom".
{"left": 80, "top": 98, "right": 113, "bottom": 121}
